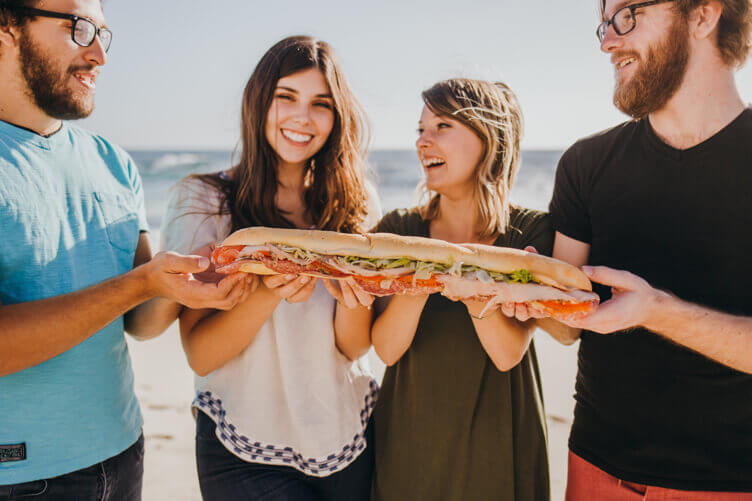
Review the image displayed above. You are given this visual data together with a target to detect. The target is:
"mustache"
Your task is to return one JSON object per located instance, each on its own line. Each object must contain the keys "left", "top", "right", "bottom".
{"left": 68, "top": 64, "right": 99, "bottom": 76}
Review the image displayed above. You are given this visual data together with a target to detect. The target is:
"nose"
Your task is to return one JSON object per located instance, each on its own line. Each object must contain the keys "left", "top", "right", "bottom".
{"left": 85, "top": 36, "right": 107, "bottom": 66}
{"left": 416, "top": 130, "right": 432, "bottom": 149}
{"left": 600, "top": 24, "right": 622, "bottom": 53}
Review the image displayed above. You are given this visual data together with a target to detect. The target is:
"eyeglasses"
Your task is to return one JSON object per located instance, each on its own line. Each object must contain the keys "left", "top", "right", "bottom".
{"left": 8, "top": 6, "right": 112, "bottom": 52}
{"left": 596, "top": 0, "right": 673, "bottom": 43}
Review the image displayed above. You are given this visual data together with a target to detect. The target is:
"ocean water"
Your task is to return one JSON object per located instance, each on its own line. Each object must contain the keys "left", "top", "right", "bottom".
{"left": 130, "top": 149, "right": 564, "bottom": 232}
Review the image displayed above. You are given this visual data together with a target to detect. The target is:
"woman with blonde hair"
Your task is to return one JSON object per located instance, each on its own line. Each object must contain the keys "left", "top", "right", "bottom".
{"left": 347, "top": 78, "right": 551, "bottom": 500}
{"left": 161, "top": 36, "right": 380, "bottom": 500}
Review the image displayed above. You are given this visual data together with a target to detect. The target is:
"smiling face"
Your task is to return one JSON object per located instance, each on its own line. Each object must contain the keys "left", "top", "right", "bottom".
{"left": 601, "top": 0, "right": 690, "bottom": 118}
{"left": 416, "top": 105, "right": 484, "bottom": 198}
{"left": 264, "top": 67, "right": 336, "bottom": 170}
{"left": 15, "top": 0, "right": 107, "bottom": 119}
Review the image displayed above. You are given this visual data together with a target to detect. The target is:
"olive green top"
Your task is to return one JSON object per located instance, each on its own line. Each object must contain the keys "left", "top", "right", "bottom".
{"left": 371, "top": 207, "right": 553, "bottom": 501}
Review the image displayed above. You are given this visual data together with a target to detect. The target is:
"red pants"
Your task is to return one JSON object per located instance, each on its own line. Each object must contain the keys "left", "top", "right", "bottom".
{"left": 566, "top": 452, "right": 752, "bottom": 501}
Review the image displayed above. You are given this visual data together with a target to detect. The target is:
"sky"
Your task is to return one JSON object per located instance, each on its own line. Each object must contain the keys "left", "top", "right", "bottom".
{"left": 80, "top": 0, "right": 752, "bottom": 151}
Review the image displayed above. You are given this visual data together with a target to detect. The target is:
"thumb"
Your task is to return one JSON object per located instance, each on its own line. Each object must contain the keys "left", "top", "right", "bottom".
{"left": 582, "top": 265, "right": 640, "bottom": 290}
{"left": 164, "top": 253, "right": 210, "bottom": 274}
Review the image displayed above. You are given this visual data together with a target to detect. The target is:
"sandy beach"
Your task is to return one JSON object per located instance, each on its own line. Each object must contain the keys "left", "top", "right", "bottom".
{"left": 127, "top": 307, "right": 578, "bottom": 500}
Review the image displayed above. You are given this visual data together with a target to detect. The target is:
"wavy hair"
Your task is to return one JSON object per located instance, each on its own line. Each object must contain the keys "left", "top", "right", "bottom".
{"left": 193, "top": 36, "right": 370, "bottom": 234}
{"left": 418, "top": 79, "right": 524, "bottom": 239}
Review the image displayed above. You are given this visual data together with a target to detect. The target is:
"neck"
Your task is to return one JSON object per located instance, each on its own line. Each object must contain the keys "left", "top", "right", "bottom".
{"left": 276, "top": 160, "right": 307, "bottom": 193}
{"left": 648, "top": 58, "right": 745, "bottom": 150}
{"left": 433, "top": 192, "right": 480, "bottom": 243}
{"left": 0, "top": 66, "right": 62, "bottom": 136}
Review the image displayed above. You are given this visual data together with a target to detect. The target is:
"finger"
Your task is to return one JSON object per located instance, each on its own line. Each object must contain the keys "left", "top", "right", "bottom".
{"left": 217, "top": 280, "right": 247, "bottom": 310}
{"left": 247, "top": 274, "right": 260, "bottom": 294}
{"left": 162, "top": 252, "right": 211, "bottom": 274}
{"left": 189, "top": 243, "right": 216, "bottom": 258}
{"left": 287, "top": 277, "right": 318, "bottom": 303}
{"left": 277, "top": 275, "right": 312, "bottom": 299}
{"left": 321, "top": 279, "right": 344, "bottom": 303}
{"left": 523, "top": 246, "right": 539, "bottom": 255}
{"left": 263, "top": 274, "right": 297, "bottom": 289}
{"left": 500, "top": 302, "right": 515, "bottom": 317}
{"left": 339, "top": 281, "right": 359, "bottom": 309}
{"left": 514, "top": 303, "right": 531, "bottom": 322}
{"left": 215, "top": 273, "right": 247, "bottom": 295}
{"left": 351, "top": 283, "right": 375, "bottom": 308}
{"left": 582, "top": 266, "right": 643, "bottom": 290}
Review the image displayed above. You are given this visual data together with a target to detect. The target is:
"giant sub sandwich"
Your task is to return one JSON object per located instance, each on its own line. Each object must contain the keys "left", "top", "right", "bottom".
{"left": 212, "top": 227, "right": 599, "bottom": 321}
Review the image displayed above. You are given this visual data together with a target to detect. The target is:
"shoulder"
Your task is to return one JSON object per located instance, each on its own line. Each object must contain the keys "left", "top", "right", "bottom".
{"left": 505, "top": 207, "right": 553, "bottom": 255}
{"left": 373, "top": 208, "right": 424, "bottom": 236}
{"left": 559, "top": 120, "right": 639, "bottom": 171}
{"left": 166, "top": 175, "right": 224, "bottom": 216}
{"left": 65, "top": 125, "right": 140, "bottom": 180}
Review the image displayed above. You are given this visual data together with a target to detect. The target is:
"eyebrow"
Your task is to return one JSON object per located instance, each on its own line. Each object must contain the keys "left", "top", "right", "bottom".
{"left": 603, "top": 0, "right": 633, "bottom": 20}
{"left": 276, "top": 86, "right": 332, "bottom": 99}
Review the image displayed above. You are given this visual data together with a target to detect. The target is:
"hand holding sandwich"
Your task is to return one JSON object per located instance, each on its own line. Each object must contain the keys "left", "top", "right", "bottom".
{"left": 262, "top": 274, "right": 318, "bottom": 304}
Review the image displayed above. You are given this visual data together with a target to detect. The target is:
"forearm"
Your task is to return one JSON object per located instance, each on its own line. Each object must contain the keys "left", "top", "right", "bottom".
{"left": 0, "top": 267, "right": 153, "bottom": 377}
{"left": 371, "top": 295, "right": 428, "bottom": 366}
{"left": 472, "top": 311, "right": 534, "bottom": 371}
{"left": 125, "top": 297, "right": 182, "bottom": 341}
{"left": 334, "top": 304, "right": 372, "bottom": 361}
{"left": 180, "top": 285, "right": 281, "bottom": 376}
{"left": 536, "top": 317, "right": 581, "bottom": 345}
{"left": 644, "top": 291, "right": 752, "bottom": 374}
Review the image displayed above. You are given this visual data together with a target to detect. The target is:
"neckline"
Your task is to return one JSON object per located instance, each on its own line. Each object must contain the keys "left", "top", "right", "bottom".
{"left": 0, "top": 119, "right": 68, "bottom": 150}
{"left": 643, "top": 107, "right": 750, "bottom": 161}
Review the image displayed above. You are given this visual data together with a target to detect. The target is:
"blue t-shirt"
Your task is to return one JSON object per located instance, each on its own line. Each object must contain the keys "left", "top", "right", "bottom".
{"left": 0, "top": 120, "right": 147, "bottom": 484}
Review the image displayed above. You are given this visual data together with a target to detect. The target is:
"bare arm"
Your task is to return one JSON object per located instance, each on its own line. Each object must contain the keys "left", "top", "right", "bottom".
{"left": 566, "top": 266, "right": 752, "bottom": 374}
{"left": 0, "top": 233, "right": 251, "bottom": 377}
{"left": 179, "top": 274, "right": 317, "bottom": 376}
{"left": 371, "top": 294, "right": 429, "bottom": 366}
{"left": 323, "top": 279, "right": 374, "bottom": 361}
{"left": 463, "top": 299, "right": 535, "bottom": 371}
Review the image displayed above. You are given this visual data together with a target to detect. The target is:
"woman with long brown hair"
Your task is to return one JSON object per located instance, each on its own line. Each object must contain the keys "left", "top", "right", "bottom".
{"left": 161, "top": 36, "right": 380, "bottom": 500}
{"left": 338, "top": 78, "right": 551, "bottom": 499}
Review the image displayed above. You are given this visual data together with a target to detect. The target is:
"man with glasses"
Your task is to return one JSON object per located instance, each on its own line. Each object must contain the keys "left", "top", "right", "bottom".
{"left": 0, "top": 0, "right": 254, "bottom": 498}
{"left": 547, "top": 0, "right": 752, "bottom": 498}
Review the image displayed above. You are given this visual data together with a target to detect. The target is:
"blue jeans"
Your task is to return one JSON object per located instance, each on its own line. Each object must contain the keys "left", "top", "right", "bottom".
{"left": 196, "top": 411, "right": 373, "bottom": 501}
{"left": 0, "top": 434, "right": 143, "bottom": 501}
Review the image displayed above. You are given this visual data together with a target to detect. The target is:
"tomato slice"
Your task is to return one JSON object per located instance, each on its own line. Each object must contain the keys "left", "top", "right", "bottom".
{"left": 535, "top": 300, "right": 596, "bottom": 315}
{"left": 212, "top": 245, "right": 245, "bottom": 266}
{"left": 354, "top": 274, "right": 440, "bottom": 288}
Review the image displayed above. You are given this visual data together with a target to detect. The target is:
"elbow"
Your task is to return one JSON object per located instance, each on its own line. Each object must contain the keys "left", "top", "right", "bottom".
{"left": 490, "top": 352, "right": 525, "bottom": 372}
{"left": 374, "top": 347, "right": 400, "bottom": 367}
{"left": 189, "top": 358, "right": 214, "bottom": 378}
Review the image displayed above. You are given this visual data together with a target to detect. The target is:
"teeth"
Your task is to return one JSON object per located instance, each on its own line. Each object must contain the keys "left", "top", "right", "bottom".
{"left": 421, "top": 157, "right": 445, "bottom": 167}
{"left": 74, "top": 73, "right": 95, "bottom": 89}
{"left": 281, "top": 129, "right": 313, "bottom": 143}
{"left": 616, "top": 58, "right": 636, "bottom": 70}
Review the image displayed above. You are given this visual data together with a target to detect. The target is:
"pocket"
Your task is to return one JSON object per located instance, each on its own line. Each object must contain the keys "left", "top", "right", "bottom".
{"left": 93, "top": 191, "right": 140, "bottom": 255}
{"left": 9, "top": 480, "right": 47, "bottom": 497}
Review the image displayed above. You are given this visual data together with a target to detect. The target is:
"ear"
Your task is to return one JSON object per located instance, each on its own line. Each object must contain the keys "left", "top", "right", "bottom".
{"left": 689, "top": 0, "right": 723, "bottom": 41}
{"left": 0, "top": 22, "right": 21, "bottom": 51}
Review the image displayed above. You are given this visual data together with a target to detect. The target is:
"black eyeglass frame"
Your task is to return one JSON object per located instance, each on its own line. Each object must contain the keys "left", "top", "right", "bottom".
{"left": 596, "top": 0, "right": 674, "bottom": 43}
{"left": 6, "top": 5, "right": 112, "bottom": 52}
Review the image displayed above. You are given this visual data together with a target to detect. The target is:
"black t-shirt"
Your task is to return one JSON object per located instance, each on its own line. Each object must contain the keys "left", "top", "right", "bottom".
{"left": 549, "top": 108, "right": 752, "bottom": 491}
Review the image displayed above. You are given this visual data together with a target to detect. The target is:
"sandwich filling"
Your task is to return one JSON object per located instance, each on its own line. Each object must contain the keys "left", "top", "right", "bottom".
{"left": 213, "top": 244, "right": 598, "bottom": 320}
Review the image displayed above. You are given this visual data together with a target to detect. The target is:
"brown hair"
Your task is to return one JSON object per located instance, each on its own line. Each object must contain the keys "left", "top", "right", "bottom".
{"left": 600, "top": 0, "right": 752, "bottom": 67}
{"left": 418, "top": 79, "right": 524, "bottom": 240}
{"left": 193, "top": 36, "right": 370, "bottom": 234}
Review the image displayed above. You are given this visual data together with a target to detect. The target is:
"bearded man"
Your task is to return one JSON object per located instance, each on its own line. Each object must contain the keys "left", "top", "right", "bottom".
{"left": 0, "top": 0, "right": 254, "bottom": 498}
{"left": 546, "top": 0, "right": 752, "bottom": 498}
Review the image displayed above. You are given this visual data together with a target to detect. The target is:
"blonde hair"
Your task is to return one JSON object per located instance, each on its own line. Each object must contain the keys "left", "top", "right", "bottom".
{"left": 418, "top": 79, "right": 524, "bottom": 240}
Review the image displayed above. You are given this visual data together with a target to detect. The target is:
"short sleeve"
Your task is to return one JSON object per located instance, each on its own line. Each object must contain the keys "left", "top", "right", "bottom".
{"left": 363, "top": 180, "right": 383, "bottom": 231}
{"left": 506, "top": 209, "right": 554, "bottom": 256}
{"left": 125, "top": 155, "right": 149, "bottom": 233}
{"left": 548, "top": 145, "right": 592, "bottom": 244}
{"left": 371, "top": 209, "right": 414, "bottom": 236}
{"left": 160, "top": 178, "right": 229, "bottom": 255}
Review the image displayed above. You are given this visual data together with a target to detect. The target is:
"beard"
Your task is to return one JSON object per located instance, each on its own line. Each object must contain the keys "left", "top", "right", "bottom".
{"left": 613, "top": 16, "right": 690, "bottom": 119}
{"left": 19, "top": 30, "right": 96, "bottom": 120}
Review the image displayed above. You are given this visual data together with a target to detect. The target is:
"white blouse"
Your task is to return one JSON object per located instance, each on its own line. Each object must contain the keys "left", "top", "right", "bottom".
{"left": 161, "top": 177, "right": 381, "bottom": 476}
